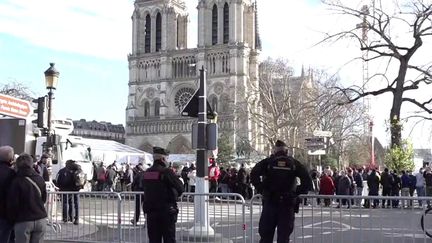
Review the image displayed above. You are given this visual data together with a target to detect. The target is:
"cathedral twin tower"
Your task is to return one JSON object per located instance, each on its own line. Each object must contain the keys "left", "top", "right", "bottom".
{"left": 126, "top": 0, "right": 262, "bottom": 155}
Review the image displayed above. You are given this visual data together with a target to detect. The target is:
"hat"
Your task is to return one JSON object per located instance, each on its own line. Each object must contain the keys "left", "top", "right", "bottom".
{"left": 153, "top": 146, "right": 169, "bottom": 156}
{"left": 275, "top": 140, "right": 287, "bottom": 147}
{"left": 41, "top": 153, "right": 49, "bottom": 159}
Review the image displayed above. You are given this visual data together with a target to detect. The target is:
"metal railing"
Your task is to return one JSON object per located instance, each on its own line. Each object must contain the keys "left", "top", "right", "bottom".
{"left": 44, "top": 191, "right": 432, "bottom": 243}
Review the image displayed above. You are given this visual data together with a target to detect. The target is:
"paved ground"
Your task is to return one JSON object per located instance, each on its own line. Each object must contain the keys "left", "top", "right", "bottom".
{"left": 44, "top": 195, "right": 432, "bottom": 243}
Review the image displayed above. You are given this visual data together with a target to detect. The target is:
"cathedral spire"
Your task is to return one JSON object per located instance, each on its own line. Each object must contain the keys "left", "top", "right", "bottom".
{"left": 254, "top": 0, "right": 262, "bottom": 50}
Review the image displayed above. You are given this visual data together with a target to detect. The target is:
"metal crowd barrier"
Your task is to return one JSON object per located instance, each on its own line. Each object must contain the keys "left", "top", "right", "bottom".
{"left": 44, "top": 191, "right": 247, "bottom": 243}
{"left": 250, "top": 194, "right": 432, "bottom": 243}
{"left": 45, "top": 191, "right": 432, "bottom": 243}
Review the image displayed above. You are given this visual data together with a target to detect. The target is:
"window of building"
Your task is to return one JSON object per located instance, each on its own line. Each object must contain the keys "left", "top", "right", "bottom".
{"left": 174, "top": 87, "right": 195, "bottom": 111}
{"left": 144, "top": 101, "right": 150, "bottom": 117}
{"left": 212, "top": 4, "right": 218, "bottom": 45}
{"left": 145, "top": 14, "right": 151, "bottom": 53}
{"left": 156, "top": 12, "right": 162, "bottom": 51}
{"left": 177, "top": 17, "right": 180, "bottom": 48}
{"left": 223, "top": 3, "right": 229, "bottom": 44}
{"left": 155, "top": 100, "right": 160, "bottom": 117}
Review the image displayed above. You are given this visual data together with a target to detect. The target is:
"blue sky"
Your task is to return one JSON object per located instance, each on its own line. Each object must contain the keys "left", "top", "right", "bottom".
{"left": 1, "top": 0, "right": 431, "bottom": 147}
{"left": 0, "top": 0, "right": 327, "bottom": 126}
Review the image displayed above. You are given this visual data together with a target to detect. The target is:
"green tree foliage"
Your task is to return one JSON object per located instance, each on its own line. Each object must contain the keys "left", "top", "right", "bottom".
{"left": 384, "top": 140, "right": 414, "bottom": 172}
{"left": 217, "top": 133, "right": 234, "bottom": 166}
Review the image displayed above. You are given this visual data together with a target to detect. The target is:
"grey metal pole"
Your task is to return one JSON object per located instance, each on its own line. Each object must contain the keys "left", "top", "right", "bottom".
{"left": 46, "top": 88, "right": 54, "bottom": 181}
{"left": 188, "top": 67, "right": 215, "bottom": 236}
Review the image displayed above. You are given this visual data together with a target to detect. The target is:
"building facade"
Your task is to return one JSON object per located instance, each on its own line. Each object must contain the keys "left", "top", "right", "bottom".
{"left": 125, "top": 0, "right": 263, "bottom": 154}
{"left": 72, "top": 119, "right": 125, "bottom": 143}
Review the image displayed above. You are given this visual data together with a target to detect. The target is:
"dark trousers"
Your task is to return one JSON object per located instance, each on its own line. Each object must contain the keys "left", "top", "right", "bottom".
{"left": 62, "top": 194, "right": 79, "bottom": 220}
{"left": 0, "top": 218, "right": 13, "bottom": 243}
{"left": 391, "top": 190, "right": 400, "bottom": 207}
{"left": 382, "top": 187, "right": 391, "bottom": 207}
{"left": 209, "top": 180, "right": 218, "bottom": 193}
{"left": 147, "top": 210, "right": 176, "bottom": 243}
{"left": 133, "top": 195, "right": 144, "bottom": 223}
{"left": 259, "top": 199, "right": 295, "bottom": 243}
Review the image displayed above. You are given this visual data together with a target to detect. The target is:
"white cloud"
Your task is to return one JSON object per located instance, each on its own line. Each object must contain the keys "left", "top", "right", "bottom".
{"left": 0, "top": 0, "right": 132, "bottom": 60}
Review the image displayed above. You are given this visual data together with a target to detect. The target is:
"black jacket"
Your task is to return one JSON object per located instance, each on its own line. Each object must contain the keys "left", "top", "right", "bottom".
{"left": 250, "top": 152, "right": 313, "bottom": 197}
{"left": 56, "top": 162, "right": 81, "bottom": 191}
{"left": 142, "top": 160, "right": 184, "bottom": 212}
{"left": 7, "top": 167, "right": 47, "bottom": 223}
{"left": 0, "top": 161, "right": 16, "bottom": 220}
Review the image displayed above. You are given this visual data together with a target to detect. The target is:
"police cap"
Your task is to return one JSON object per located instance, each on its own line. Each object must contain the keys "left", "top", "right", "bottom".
{"left": 153, "top": 146, "right": 170, "bottom": 156}
{"left": 275, "top": 140, "right": 287, "bottom": 147}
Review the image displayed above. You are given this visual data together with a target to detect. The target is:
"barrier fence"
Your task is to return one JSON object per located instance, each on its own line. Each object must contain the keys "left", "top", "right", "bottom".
{"left": 44, "top": 191, "right": 432, "bottom": 243}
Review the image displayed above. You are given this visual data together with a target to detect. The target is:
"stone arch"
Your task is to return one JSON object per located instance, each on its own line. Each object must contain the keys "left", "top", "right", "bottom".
{"left": 151, "top": 98, "right": 161, "bottom": 117}
{"left": 143, "top": 100, "right": 150, "bottom": 117}
{"left": 209, "top": 94, "right": 218, "bottom": 113}
{"left": 167, "top": 135, "right": 192, "bottom": 154}
{"left": 139, "top": 141, "right": 153, "bottom": 153}
{"left": 151, "top": 7, "right": 162, "bottom": 17}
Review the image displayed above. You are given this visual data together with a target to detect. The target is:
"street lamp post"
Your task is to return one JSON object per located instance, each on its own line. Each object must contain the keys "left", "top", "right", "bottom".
{"left": 44, "top": 63, "right": 59, "bottom": 180}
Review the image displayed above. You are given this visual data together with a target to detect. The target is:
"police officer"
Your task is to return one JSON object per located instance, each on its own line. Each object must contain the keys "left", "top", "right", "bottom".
{"left": 251, "top": 140, "right": 313, "bottom": 243}
{"left": 142, "top": 147, "right": 184, "bottom": 243}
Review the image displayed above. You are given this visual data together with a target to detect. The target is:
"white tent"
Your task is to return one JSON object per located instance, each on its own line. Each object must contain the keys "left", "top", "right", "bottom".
{"left": 81, "top": 138, "right": 152, "bottom": 166}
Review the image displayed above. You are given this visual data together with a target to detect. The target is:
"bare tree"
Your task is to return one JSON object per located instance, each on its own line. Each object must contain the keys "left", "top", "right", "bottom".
{"left": 0, "top": 81, "right": 34, "bottom": 101}
{"left": 322, "top": 0, "right": 432, "bottom": 148}
{"left": 247, "top": 58, "right": 316, "bottom": 153}
{"left": 248, "top": 58, "right": 367, "bottom": 162}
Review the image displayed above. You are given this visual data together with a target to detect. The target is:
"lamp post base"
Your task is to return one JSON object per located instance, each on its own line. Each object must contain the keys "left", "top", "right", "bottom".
{"left": 182, "top": 229, "right": 232, "bottom": 243}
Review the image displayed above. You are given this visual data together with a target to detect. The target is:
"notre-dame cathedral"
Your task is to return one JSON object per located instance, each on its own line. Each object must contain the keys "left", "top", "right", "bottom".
{"left": 125, "top": 0, "right": 263, "bottom": 154}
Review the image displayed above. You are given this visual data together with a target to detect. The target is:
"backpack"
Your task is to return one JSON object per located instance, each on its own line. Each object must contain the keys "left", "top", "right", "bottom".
{"left": 265, "top": 156, "right": 297, "bottom": 195}
{"left": 74, "top": 168, "right": 87, "bottom": 188}
{"left": 57, "top": 168, "right": 75, "bottom": 188}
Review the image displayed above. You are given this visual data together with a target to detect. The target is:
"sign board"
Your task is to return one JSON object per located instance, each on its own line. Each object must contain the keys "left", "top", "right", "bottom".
{"left": 181, "top": 89, "right": 216, "bottom": 119}
{"left": 308, "top": 149, "right": 326, "bottom": 155}
{"left": 313, "top": 130, "right": 333, "bottom": 137}
{"left": 0, "top": 94, "right": 31, "bottom": 119}
{"left": 305, "top": 137, "right": 325, "bottom": 148}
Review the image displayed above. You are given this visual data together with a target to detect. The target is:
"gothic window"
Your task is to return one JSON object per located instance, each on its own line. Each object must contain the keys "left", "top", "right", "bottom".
{"left": 174, "top": 87, "right": 195, "bottom": 111}
{"left": 145, "top": 14, "right": 151, "bottom": 53}
{"left": 211, "top": 96, "right": 218, "bottom": 112}
{"left": 154, "top": 100, "right": 160, "bottom": 117}
{"left": 144, "top": 101, "right": 150, "bottom": 117}
{"left": 156, "top": 12, "right": 162, "bottom": 51}
{"left": 212, "top": 4, "right": 218, "bottom": 45}
{"left": 176, "top": 17, "right": 180, "bottom": 48}
{"left": 223, "top": 3, "right": 229, "bottom": 44}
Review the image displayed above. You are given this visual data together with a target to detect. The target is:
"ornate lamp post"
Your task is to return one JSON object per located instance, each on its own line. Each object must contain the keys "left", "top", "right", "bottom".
{"left": 44, "top": 63, "right": 59, "bottom": 180}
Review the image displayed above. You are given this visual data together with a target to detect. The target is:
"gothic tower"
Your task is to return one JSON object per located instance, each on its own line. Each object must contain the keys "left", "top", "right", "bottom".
{"left": 126, "top": 0, "right": 262, "bottom": 155}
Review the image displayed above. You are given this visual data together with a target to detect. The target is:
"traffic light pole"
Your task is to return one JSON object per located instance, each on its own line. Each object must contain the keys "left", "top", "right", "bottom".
{"left": 187, "top": 67, "right": 215, "bottom": 237}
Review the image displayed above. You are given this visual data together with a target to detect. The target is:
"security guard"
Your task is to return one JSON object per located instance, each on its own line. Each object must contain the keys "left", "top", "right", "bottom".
{"left": 142, "top": 147, "right": 184, "bottom": 243}
{"left": 251, "top": 140, "right": 313, "bottom": 243}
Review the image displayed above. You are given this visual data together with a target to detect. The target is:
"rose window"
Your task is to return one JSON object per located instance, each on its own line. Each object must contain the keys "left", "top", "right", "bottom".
{"left": 174, "top": 87, "right": 195, "bottom": 111}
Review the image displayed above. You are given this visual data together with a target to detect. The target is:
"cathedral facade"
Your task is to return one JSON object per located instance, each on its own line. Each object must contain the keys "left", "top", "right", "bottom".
{"left": 125, "top": 0, "right": 262, "bottom": 154}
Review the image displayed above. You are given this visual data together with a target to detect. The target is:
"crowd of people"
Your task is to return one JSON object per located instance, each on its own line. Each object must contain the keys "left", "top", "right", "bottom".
{"left": 310, "top": 166, "right": 431, "bottom": 209}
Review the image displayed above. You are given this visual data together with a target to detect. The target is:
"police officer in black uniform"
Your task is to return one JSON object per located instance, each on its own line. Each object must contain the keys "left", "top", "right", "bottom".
{"left": 142, "top": 147, "right": 184, "bottom": 243}
{"left": 251, "top": 140, "right": 313, "bottom": 243}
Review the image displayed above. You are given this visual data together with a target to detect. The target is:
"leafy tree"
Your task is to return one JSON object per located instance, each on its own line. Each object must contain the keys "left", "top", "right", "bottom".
{"left": 323, "top": 0, "right": 432, "bottom": 148}
{"left": 384, "top": 139, "right": 415, "bottom": 172}
{"left": 217, "top": 133, "right": 234, "bottom": 166}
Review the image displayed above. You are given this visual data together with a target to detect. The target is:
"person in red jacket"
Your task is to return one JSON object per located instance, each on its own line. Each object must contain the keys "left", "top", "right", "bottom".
{"left": 319, "top": 171, "right": 335, "bottom": 207}
{"left": 208, "top": 158, "right": 220, "bottom": 194}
